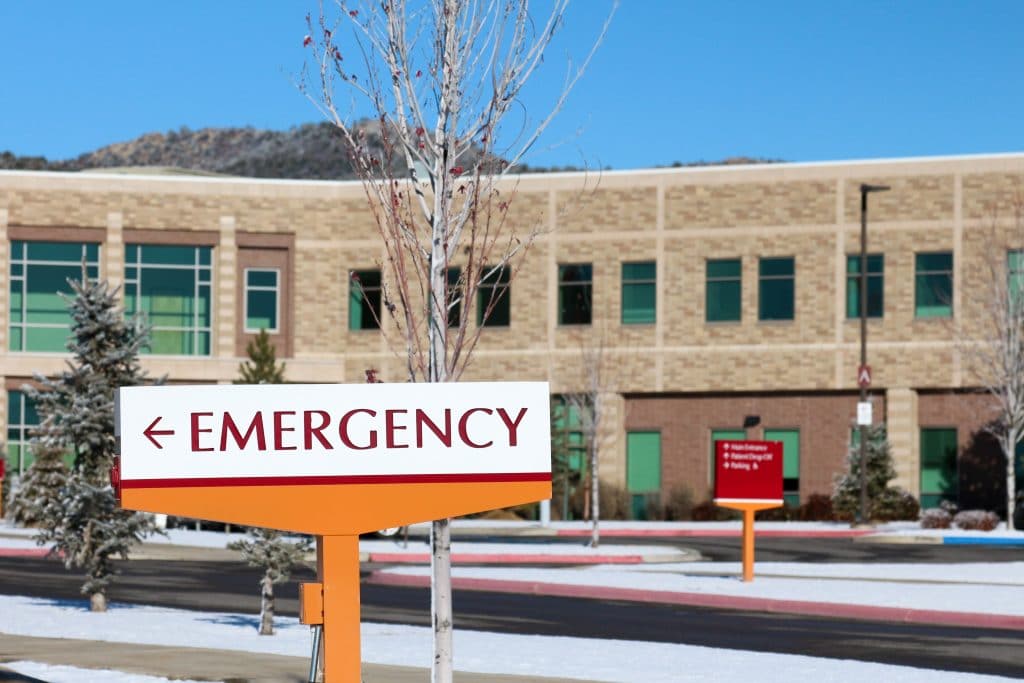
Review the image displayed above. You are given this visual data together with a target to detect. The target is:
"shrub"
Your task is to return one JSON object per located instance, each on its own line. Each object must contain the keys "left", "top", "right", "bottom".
{"left": 597, "top": 480, "right": 631, "bottom": 521}
{"left": 662, "top": 485, "right": 695, "bottom": 521}
{"left": 756, "top": 503, "right": 796, "bottom": 521}
{"left": 953, "top": 510, "right": 999, "bottom": 531}
{"left": 920, "top": 508, "right": 952, "bottom": 529}
{"left": 798, "top": 493, "right": 836, "bottom": 522}
{"left": 692, "top": 499, "right": 740, "bottom": 521}
{"left": 872, "top": 487, "right": 920, "bottom": 521}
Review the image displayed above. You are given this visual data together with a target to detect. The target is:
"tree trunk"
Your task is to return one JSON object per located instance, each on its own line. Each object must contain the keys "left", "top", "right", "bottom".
{"left": 590, "top": 428, "right": 600, "bottom": 548}
{"left": 90, "top": 591, "right": 106, "bottom": 612}
{"left": 1006, "top": 430, "right": 1018, "bottom": 531}
{"left": 259, "top": 573, "right": 275, "bottom": 635}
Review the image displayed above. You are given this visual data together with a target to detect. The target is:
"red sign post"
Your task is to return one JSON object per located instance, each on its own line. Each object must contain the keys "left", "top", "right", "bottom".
{"left": 713, "top": 440, "right": 783, "bottom": 582}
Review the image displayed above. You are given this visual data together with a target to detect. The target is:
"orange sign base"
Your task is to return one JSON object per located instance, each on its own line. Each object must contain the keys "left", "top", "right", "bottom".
{"left": 298, "top": 536, "right": 362, "bottom": 682}
{"left": 714, "top": 501, "right": 782, "bottom": 582}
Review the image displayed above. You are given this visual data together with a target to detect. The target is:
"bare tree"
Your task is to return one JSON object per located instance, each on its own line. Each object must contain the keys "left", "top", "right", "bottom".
{"left": 300, "top": 2, "right": 614, "bottom": 679}
{"left": 562, "top": 333, "right": 607, "bottom": 548}
{"left": 957, "top": 201, "right": 1024, "bottom": 529}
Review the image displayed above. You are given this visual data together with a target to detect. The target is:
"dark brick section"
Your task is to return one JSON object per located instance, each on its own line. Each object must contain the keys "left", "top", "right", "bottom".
{"left": 624, "top": 392, "right": 886, "bottom": 502}
{"left": 919, "top": 390, "right": 1006, "bottom": 511}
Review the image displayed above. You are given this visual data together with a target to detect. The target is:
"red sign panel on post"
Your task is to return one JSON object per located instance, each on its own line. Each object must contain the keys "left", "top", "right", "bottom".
{"left": 713, "top": 440, "right": 783, "bottom": 503}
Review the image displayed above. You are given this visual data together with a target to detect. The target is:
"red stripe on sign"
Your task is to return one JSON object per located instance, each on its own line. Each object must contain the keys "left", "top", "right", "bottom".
{"left": 119, "top": 472, "right": 551, "bottom": 489}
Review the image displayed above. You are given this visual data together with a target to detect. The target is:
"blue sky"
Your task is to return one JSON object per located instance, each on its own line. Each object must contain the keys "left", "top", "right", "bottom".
{"left": 1, "top": 1, "right": 1022, "bottom": 170}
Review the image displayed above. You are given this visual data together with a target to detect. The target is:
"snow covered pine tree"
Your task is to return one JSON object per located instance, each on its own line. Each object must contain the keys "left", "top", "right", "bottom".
{"left": 228, "top": 329, "right": 312, "bottom": 635}
{"left": 28, "top": 272, "right": 159, "bottom": 612}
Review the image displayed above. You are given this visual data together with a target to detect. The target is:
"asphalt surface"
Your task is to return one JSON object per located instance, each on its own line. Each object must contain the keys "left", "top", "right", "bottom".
{"left": 0, "top": 553, "right": 1022, "bottom": 679}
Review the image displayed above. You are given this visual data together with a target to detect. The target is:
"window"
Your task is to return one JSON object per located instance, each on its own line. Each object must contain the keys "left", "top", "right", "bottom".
{"left": 1008, "top": 250, "right": 1024, "bottom": 312}
{"left": 125, "top": 245, "right": 212, "bottom": 355}
{"left": 552, "top": 397, "right": 587, "bottom": 473}
{"left": 621, "top": 262, "right": 656, "bottom": 324}
{"left": 920, "top": 428, "right": 958, "bottom": 509}
{"left": 476, "top": 265, "right": 510, "bottom": 327}
{"left": 244, "top": 269, "right": 279, "bottom": 333}
{"left": 706, "top": 259, "right": 741, "bottom": 322}
{"left": 627, "top": 431, "right": 661, "bottom": 520}
{"left": 7, "top": 389, "right": 39, "bottom": 477}
{"left": 349, "top": 269, "right": 382, "bottom": 331}
{"left": 447, "top": 267, "right": 462, "bottom": 329}
{"left": 9, "top": 241, "right": 100, "bottom": 352}
{"left": 846, "top": 254, "right": 884, "bottom": 318}
{"left": 558, "top": 263, "right": 592, "bottom": 325}
{"left": 758, "top": 257, "right": 794, "bottom": 321}
{"left": 915, "top": 252, "right": 953, "bottom": 318}
{"left": 710, "top": 428, "right": 746, "bottom": 490}
{"left": 765, "top": 428, "right": 800, "bottom": 507}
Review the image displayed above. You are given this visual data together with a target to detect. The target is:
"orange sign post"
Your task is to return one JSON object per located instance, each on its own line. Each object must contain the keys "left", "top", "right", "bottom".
{"left": 713, "top": 440, "right": 784, "bottom": 582}
{"left": 115, "top": 382, "right": 552, "bottom": 683}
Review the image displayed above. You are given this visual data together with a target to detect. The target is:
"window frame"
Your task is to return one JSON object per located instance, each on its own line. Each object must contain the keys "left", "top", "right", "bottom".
{"left": 476, "top": 264, "right": 511, "bottom": 328}
{"left": 620, "top": 261, "right": 656, "bottom": 325}
{"left": 914, "top": 251, "right": 953, "bottom": 319}
{"left": 558, "top": 263, "right": 593, "bottom": 326}
{"left": 705, "top": 258, "right": 742, "bottom": 323}
{"left": 348, "top": 269, "right": 383, "bottom": 331}
{"left": 758, "top": 256, "right": 795, "bottom": 322}
{"left": 124, "top": 244, "right": 213, "bottom": 356}
{"left": 9, "top": 240, "right": 101, "bottom": 353}
{"left": 243, "top": 267, "right": 280, "bottom": 334}
{"left": 7, "top": 389, "right": 39, "bottom": 477}
{"left": 845, "top": 253, "right": 884, "bottom": 319}
{"left": 919, "top": 426, "right": 958, "bottom": 509}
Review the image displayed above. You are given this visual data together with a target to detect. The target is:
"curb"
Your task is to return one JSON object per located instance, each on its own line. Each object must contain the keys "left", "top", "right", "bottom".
{"left": 0, "top": 548, "right": 49, "bottom": 558}
{"left": 366, "top": 571, "right": 1024, "bottom": 632}
{"left": 555, "top": 529, "right": 874, "bottom": 539}
{"left": 366, "top": 551, "right": 692, "bottom": 565}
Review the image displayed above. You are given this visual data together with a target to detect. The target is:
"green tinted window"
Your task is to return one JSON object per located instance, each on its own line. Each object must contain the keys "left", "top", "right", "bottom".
{"left": 758, "top": 257, "right": 794, "bottom": 321}
{"left": 10, "top": 241, "right": 100, "bottom": 352}
{"left": 920, "top": 428, "right": 957, "bottom": 509}
{"left": 558, "top": 264, "right": 592, "bottom": 325}
{"left": 621, "top": 261, "right": 656, "bottom": 325}
{"left": 124, "top": 244, "right": 212, "bottom": 355}
{"left": 846, "top": 254, "right": 884, "bottom": 318}
{"left": 447, "top": 267, "right": 462, "bottom": 329}
{"left": 627, "top": 431, "right": 661, "bottom": 521}
{"left": 6, "top": 389, "right": 40, "bottom": 477}
{"left": 349, "top": 270, "right": 382, "bottom": 331}
{"left": 915, "top": 252, "right": 953, "bottom": 318}
{"left": 244, "top": 269, "right": 279, "bottom": 332}
{"left": 706, "top": 259, "right": 741, "bottom": 322}
{"left": 710, "top": 428, "right": 747, "bottom": 490}
{"left": 1008, "top": 251, "right": 1024, "bottom": 312}
{"left": 477, "top": 265, "right": 510, "bottom": 327}
{"left": 765, "top": 428, "right": 800, "bottom": 507}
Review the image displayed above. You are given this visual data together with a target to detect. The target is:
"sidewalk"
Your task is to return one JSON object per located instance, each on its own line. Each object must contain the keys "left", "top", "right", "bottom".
{"left": 0, "top": 634, "right": 599, "bottom": 683}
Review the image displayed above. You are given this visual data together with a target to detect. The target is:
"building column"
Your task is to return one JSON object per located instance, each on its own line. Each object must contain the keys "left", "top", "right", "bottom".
{"left": 217, "top": 216, "right": 237, "bottom": 359}
{"left": 105, "top": 212, "right": 124, "bottom": 291}
{"left": 598, "top": 391, "right": 627, "bottom": 489}
{"left": 0, "top": 208, "right": 8, "bottom": 354}
{"left": 887, "top": 387, "right": 919, "bottom": 495}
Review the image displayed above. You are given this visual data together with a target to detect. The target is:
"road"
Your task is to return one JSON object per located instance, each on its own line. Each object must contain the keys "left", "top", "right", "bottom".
{"left": 0, "top": 553, "right": 1021, "bottom": 679}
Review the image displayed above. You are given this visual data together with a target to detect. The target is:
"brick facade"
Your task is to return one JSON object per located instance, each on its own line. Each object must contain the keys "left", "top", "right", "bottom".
{"left": 2, "top": 153, "right": 1024, "bottom": 511}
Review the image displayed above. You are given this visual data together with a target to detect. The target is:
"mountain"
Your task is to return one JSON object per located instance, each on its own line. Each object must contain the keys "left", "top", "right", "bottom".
{"left": 0, "top": 123, "right": 777, "bottom": 179}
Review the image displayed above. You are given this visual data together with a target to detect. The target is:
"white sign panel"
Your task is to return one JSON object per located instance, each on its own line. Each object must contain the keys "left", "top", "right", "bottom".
{"left": 116, "top": 382, "right": 551, "bottom": 484}
{"left": 856, "top": 401, "right": 873, "bottom": 426}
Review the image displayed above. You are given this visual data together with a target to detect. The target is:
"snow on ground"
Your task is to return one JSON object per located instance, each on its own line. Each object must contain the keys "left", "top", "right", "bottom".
{"left": 3, "top": 661, "right": 204, "bottom": 683}
{"left": 359, "top": 538, "right": 682, "bottom": 557}
{"left": 0, "top": 536, "right": 50, "bottom": 550}
{"left": 378, "top": 562, "right": 1024, "bottom": 616}
{"left": 626, "top": 561, "right": 1024, "bottom": 585}
{"left": 0, "top": 595, "right": 1015, "bottom": 683}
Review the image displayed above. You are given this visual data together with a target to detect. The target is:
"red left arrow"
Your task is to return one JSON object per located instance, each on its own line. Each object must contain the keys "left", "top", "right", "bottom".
{"left": 143, "top": 416, "right": 175, "bottom": 449}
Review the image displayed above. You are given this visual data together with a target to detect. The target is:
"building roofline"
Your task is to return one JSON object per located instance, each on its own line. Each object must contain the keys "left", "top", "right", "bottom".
{"left": 2, "top": 150, "right": 1024, "bottom": 188}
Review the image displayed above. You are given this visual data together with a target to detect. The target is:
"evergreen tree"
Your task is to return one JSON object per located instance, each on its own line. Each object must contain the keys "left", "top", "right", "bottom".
{"left": 29, "top": 273, "right": 159, "bottom": 612}
{"left": 7, "top": 442, "right": 67, "bottom": 526}
{"left": 237, "top": 329, "right": 285, "bottom": 384}
{"left": 833, "top": 423, "right": 916, "bottom": 521}
{"left": 230, "top": 329, "right": 310, "bottom": 635}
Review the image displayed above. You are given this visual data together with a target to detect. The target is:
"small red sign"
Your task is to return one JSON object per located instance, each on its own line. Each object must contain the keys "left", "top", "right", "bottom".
{"left": 0, "top": 458, "right": 5, "bottom": 480}
{"left": 714, "top": 440, "right": 783, "bottom": 502}
{"left": 857, "top": 364, "right": 872, "bottom": 387}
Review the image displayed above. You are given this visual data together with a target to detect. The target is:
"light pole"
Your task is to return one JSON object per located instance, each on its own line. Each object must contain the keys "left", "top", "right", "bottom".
{"left": 858, "top": 183, "right": 890, "bottom": 525}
